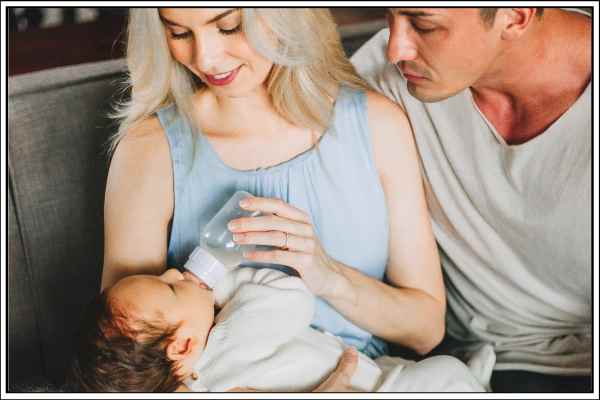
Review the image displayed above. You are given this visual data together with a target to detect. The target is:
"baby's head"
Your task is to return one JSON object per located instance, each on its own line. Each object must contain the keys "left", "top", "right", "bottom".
{"left": 67, "top": 268, "right": 215, "bottom": 392}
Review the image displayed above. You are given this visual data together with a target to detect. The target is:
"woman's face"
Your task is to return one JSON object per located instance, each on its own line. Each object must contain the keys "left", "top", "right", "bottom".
{"left": 108, "top": 268, "right": 215, "bottom": 349}
{"left": 159, "top": 8, "right": 274, "bottom": 97}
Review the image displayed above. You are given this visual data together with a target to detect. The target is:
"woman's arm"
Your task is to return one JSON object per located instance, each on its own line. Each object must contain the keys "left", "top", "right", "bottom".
{"left": 320, "top": 91, "right": 445, "bottom": 354}
{"left": 100, "top": 117, "right": 174, "bottom": 291}
{"left": 235, "top": 92, "right": 444, "bottom": 354}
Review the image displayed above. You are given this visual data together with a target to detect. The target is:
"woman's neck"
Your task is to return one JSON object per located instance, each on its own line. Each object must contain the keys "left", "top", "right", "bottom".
{"left": 193, "top": 86, "right": 296, "bottom": 139}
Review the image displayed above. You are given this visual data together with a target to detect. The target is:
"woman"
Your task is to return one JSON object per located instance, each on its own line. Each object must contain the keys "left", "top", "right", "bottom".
{"left": 102, "top": 7, "right": 444, "bottom": 362}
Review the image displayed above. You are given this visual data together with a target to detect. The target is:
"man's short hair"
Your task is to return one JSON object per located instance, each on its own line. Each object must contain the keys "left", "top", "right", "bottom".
{"left": 480, "top": 8, "right": 544, "bottom": 27}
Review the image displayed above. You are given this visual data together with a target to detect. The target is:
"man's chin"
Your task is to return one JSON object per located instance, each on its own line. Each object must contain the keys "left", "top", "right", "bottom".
{"left": 407, "top": 83, "right": 455, "bottom": 103}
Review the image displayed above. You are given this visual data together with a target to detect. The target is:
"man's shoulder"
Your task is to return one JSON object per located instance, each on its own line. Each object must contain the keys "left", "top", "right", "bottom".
{"left": 351, "top": 28, "right": 409, "bottom": 108}
{"left": 350, "top": 28, "right": 390, "bottom": 76}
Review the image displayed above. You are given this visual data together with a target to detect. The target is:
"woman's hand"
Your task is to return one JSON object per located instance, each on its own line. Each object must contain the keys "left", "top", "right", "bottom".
{"left": 228, "top": 196, "right": 342, "bottom": 297}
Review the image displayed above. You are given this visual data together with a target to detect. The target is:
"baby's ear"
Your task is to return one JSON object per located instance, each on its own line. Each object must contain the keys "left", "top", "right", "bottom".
{"left": 166, "top": 334, "right": 194, "bottom": 361}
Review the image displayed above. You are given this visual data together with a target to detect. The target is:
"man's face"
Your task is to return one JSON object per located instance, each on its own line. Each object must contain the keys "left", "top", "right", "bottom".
{"left": 386, "top": 8, "right": 503, "bottom": 102}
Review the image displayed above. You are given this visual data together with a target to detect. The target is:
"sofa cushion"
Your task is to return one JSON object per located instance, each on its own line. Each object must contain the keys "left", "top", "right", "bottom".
{"left": 8, "top": 59, "right": 127, "bottom": 386}
{"left": 8, "top": 175, "right": 44, "bottom": 384}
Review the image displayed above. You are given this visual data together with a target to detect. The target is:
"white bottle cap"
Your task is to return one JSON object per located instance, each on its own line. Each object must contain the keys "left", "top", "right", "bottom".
{"left": 183, "top": 246, "right": 226, "bottom": 289}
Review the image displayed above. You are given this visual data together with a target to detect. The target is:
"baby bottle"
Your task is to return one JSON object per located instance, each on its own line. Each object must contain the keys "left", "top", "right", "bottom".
{"left": 184, "top": 191, "right": 259, "bottom": 288}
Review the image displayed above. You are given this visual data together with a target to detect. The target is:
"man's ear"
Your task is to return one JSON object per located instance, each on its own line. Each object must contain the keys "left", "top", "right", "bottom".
{"left": 499, "top": 8, "right": 538, "bottom": 40}
{"left": 166, "top": 331, "right": 195, "bottom": 361}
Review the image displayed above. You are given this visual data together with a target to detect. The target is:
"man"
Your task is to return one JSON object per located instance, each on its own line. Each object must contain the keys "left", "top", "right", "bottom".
{"left": 351, "top": 8, "right": 591, "bottom": 392}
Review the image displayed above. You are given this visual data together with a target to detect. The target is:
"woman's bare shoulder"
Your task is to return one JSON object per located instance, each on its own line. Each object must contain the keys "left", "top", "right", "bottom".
{"left": 107, "top": 115, "right": 172, "bottom": 201}
{"left": 364, "top": 90, "right": 409, "bottom": 131}
{"left": 363, "top": 90, "right": 419, "bottom": 180}
{"left": 112, "top": 115, "right": 170, "bottom": 169}
{"left": 119, "top": 115, "right": 167, "bottom": 151}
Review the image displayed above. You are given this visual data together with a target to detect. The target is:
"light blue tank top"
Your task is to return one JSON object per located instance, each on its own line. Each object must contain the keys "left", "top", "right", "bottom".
{"left": 157, "top": 86, "right": 389, "bottom": 358}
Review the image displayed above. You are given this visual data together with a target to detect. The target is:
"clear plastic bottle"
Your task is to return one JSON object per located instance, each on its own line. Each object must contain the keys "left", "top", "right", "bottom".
{"left": 184, "top": 191, "right": 260, "bottom": 288}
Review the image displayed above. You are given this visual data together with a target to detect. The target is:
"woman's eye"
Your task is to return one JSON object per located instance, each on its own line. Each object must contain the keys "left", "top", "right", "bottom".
{"left": 218, "top": 24, "right": 241, "bottom": 36}
{"left": 170, "top": 30, "right": 192, "bottom": 40}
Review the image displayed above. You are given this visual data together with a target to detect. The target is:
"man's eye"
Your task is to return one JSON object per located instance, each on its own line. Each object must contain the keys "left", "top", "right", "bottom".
{"left": 170, "top": 30, "right": 192, "bottom": 40}
{"left": 410, "top": 20, "right": 436, "bottom": 34}
{"left": 218, "top": 24, "right": 241, "bottom": 36}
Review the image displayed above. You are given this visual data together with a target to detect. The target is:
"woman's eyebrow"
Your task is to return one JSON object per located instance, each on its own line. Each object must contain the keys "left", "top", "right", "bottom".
{"left": 159, "top": 8, "right": 240, "bottom": 27}
{"left": 159, "top": 15, "right": 183, "bottom": 27}
{"left": 206, "top": 8, "right": 240, "bottom": 24}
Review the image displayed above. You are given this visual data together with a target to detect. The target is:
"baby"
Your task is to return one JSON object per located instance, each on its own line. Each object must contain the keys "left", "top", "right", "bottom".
{"left": 67, "top": 267, "right": 494, "bottom": 392}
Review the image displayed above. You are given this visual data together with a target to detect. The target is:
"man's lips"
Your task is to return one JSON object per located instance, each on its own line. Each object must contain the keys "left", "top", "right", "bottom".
{"left": 402, "top": 69, "right": 426, "bottom": 80}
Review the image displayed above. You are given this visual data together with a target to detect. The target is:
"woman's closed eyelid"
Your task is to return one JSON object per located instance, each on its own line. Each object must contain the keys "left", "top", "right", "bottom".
{"left": 169, "top": 29, "right": 192, "bottom": 40}
{"left": 218, "top": 25, "right": 242, "bottom": 36}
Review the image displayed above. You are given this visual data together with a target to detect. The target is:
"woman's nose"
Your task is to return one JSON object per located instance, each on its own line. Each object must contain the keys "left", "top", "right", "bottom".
{"left": 387, "top": 19, "right": 418, "bottom": 64}
{"left": 192, "top": 32, "right": 224, "bottom": 73}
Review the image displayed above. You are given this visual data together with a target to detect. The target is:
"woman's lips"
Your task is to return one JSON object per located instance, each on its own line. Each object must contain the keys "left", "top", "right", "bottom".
{"left": 204, "top": 66, "right": 241, "bottom": 86}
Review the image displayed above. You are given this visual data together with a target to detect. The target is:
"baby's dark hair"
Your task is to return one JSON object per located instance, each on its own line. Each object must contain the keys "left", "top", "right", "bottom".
{"left": 66, "top": 290, "right": 184, "bottom": 392}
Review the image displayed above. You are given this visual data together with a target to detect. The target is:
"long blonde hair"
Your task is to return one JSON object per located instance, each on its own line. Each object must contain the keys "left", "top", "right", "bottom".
{"left": 109, "top": 8, "right": 368, "bottom": 152}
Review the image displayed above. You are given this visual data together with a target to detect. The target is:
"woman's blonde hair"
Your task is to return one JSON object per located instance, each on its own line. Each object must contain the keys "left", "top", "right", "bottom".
{"left": 109, "top": 8, "right": 368, "bottom": 152}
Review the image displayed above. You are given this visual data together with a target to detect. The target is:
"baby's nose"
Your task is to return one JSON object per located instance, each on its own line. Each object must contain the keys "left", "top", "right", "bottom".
{"left": 161, "top": 268, "right": 185, "bottom": 282}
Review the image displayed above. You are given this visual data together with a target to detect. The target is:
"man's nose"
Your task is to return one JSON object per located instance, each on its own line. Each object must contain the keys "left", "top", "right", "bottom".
{"left": 386, "top": 19, "right": 418, "bottom": 64}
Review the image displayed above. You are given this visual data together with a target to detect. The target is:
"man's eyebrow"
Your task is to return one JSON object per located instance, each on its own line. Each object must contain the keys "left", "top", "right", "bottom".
{"left": 159, "top": 8, "right": 240, "bottom": 27}
{"left": 389, "top": 9, "right": 436, "bottom": 18}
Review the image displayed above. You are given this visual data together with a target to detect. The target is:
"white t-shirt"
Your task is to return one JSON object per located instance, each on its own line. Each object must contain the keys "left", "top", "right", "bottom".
{"left": 351, "top": 15, "right": 591, "bottom": 375}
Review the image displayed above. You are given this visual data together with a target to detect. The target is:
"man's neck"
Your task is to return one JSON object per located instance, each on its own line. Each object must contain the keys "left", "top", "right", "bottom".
{"left": 470, "top": 9, "right": 590, "bottom": 145}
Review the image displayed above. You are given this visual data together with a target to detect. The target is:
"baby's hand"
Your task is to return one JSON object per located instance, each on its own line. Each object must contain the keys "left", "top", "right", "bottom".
{"left": 228, "top": 386, "right": 260, "bottom": 392}
{"left": 313, "top": 347, "right": 360, "bottom": 392}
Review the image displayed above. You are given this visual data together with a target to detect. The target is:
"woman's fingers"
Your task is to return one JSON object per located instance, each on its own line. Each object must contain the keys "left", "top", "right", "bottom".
{"left": 234, "top": 231, "right": 314, "bottom": 252}
{"left": 244, "top": 249, "right": 311, "bottom": 272}
{"left": 239, "top": 196, "right": 311, "bottom": 223}
{"left": 229, "top": 214, "right": 313, "bottom": 238}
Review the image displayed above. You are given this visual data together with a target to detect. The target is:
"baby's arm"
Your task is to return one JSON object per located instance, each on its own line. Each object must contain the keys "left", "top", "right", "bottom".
{"left": 191, "top": 268, "right": 316, "bottom": 391}
{"left": 213, "top": 267, "right": 315, "bottom": 341}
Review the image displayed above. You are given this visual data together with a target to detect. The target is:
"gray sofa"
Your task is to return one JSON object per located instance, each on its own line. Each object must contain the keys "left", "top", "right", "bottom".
{"left": 8, "top": 59, "right": 128, "bottom": 390}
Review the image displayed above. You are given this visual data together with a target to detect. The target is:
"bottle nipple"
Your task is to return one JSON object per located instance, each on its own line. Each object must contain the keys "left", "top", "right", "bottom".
{"left": 183, "top": 246, "right": 227, "bottom": 289}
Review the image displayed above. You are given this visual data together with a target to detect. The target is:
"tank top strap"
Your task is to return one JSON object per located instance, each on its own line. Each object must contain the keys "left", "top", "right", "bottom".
{"left": 157, "top": 103, "right": 208, "bottom": 179}
{"left": 330, "top": 86, "right": 379, "bottom": 177}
